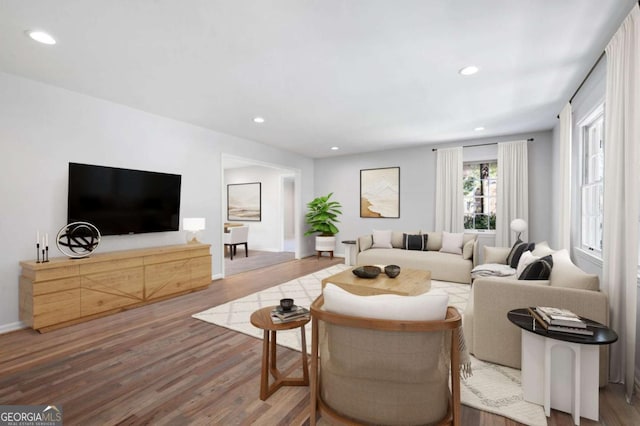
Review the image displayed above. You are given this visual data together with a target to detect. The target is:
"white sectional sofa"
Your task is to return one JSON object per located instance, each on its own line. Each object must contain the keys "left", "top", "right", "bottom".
{"left": 463, "top": 243, "right": 610, "bottom": 385}
{"left": 355, "top": 231, "right": 478, "bottom": 284}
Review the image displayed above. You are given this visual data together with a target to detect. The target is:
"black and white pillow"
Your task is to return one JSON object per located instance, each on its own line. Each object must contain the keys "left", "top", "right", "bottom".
{"left": 402, "top": 233, "right": 428, "bottom": 251}
{"left": 506, "top": 240, "right": 535, "bottom": 268}
{"left": 519, "top": 255, "right": 554, "bottom": 280}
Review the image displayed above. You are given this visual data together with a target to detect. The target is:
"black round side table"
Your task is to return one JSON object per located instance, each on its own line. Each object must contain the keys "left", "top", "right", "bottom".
{"left": 507, "top": 308, "right": 617, "bottom": 424}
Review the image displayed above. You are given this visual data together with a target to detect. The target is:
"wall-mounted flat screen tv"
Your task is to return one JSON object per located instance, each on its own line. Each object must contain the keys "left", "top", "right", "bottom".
{"left": 67, "top": 162, "right": 181, "bottom": 236}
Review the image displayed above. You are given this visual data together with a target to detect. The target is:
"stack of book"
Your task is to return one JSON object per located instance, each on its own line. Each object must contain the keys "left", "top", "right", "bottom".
{"left": 528, "top": 306, "right": 594, "bottom": 336}
{"left": 270, "top": 305, "right": 310, "bottom": 324}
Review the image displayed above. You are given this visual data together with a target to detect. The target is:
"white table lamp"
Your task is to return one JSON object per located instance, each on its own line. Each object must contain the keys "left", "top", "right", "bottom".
{"left": 510, "top": 218, "right": 527, "bottom": 241}
{"left": 184, "top": 217, "right": 206, "bottom": 243}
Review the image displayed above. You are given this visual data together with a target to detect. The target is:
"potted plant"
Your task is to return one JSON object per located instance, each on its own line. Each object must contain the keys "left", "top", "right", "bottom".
{"left": 304, "top": 192, "right": 342, "bottom": 255}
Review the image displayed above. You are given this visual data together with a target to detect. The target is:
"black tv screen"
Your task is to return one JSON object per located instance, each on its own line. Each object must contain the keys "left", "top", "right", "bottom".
{"left": 67, "top": 163, "right": 181, "bottom": 236}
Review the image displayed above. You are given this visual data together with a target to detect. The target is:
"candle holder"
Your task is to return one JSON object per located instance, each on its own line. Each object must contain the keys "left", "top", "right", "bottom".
{"left": 36, "top": 242, "right": 40, "bottom": 263}
{"left": 44, "top": 246, "right": 49, "bottom": 263}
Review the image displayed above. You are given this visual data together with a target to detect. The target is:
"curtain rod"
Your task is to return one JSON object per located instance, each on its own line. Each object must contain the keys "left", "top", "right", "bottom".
{"left": 556, "top": 50, "right": 605, "bottom": 119}
{"left": 569, "top": 50, "right": 606, "bottom": 105}
{"left": 557, "top": 0, "right": 639, "bottom": 117}
{"left": 431, "top": 138, "right": 534, "bottom": 152}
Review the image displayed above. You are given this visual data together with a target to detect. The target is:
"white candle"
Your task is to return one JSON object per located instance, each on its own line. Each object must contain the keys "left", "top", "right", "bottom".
{"left": 37, "top": 230, "right": 40, "bottom": 245}
{"left": 45, "top": 233, "right": 49, "bottom": 247}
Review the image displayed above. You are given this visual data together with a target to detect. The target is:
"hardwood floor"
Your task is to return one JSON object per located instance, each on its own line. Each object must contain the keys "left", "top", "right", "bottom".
{"left": 1, "top": 256, "right": 638, "bottom": 425}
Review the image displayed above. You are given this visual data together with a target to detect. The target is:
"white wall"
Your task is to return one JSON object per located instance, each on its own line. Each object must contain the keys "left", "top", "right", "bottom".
{"left": 313, "top": 130, "right": 553, "bottom": 257}
{"left": 224, "top": 165, "right": 291, "bottom": 252}
{"left": 0, "top": 71, "right": 315, "bottom": 331}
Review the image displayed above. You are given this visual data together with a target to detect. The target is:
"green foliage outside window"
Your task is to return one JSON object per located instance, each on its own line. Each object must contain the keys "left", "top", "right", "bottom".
{"left": 463, "top": 162, "right": 497, "bottom": 231}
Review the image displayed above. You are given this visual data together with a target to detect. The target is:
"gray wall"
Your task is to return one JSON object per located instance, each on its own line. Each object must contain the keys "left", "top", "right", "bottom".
{"left": 551, "top": 55, "right": 640, "bottom": 384}
{"left": 314, "top": 130, "right": 553, "bottom": 257}
{"left": 0, "top": 71, "right": 315, "bottom": 332}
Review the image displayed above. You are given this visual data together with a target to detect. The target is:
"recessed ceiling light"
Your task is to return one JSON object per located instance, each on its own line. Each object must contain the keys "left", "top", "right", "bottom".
{"left": 459, "top": 65, "right": 479, "bottom": 76}
{"left": 331, "top": 146, "right": 339, "bottom": 151}
{"left": 253, "top": 117, "right": 265, "bottom": 123}
{"left": 26, "top": 30, "right": 56, "bottom": 45}
{"left": 474, "top": 126, "right": 485, "bottom": 131}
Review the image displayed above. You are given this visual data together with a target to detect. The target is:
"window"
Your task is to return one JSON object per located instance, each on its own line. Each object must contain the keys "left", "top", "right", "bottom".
{"left": 580, "top": 107, "right": 604, "bottom": 255}
{"left": 463, "top": 161, "right": 497, "bottom": 231}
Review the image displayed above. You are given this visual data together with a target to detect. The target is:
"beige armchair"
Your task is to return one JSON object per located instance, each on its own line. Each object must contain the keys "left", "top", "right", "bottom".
{"left": 309, "top": 296, "right": 462, "bottom": 426}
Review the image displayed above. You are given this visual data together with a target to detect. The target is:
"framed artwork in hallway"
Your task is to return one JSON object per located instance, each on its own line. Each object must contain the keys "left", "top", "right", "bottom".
{"left": 228, "top": 182, "right": 261, "bottom": 221}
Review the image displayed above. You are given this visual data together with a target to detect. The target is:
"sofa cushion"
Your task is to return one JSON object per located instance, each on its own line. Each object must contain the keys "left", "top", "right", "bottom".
{"left": 403, "top": 233, "right": 428, "bottom": 251}
{"left": 462, "top": 238, "right": 474, "bottom": 260}
{"left": 372, "top": 230, "right": 392, "bottom": 248}
{"left": 359, "top": 235, "right": 373, "bottom": 252}
{"left": 519, "top": 254, "right": 553, "bottom": 280}
{"left": 549, "top": 249, "right": 599, "bottom": 291}
{"left": 392, "top": 231, "right": 421, "bottom": 248}
{"left": 506, "top": 240, "right": 535, "bottom": 268}
{"left": 484, "top": 246, "right": 510, "bottom": 264}
{"left": 425, "top": 231, "right": 442, "bottom": 251}
{"left": 440, "top": 231, "right": 464, "bottom": 255}
{"left": 323, "top": 283, "right": 449, "bottom": 321}
{"left": 515, "top": 251, "right": 539, "bottom": 277}
{"left": 357, "top": 248, "right": 473, "bottom": 284}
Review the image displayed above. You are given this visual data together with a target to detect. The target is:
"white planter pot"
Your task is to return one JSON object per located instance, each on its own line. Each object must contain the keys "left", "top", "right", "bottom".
{"left": 315, "top": 236, "right": 336, "bottom": 252}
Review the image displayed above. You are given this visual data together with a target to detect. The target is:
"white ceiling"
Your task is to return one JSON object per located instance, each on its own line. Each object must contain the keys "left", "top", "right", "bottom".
{"left": 0, "top": 1, "right": 635, "bottom": 158}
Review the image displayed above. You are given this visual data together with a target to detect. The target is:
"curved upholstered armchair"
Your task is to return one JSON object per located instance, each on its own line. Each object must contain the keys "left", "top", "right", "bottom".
{"left": 309, "top": 296, "right": 462, "bottom": 426}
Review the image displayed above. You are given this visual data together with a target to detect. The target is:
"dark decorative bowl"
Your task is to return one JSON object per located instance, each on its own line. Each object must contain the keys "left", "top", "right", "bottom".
{"left": 352, "top": 265, "right": 381, "bottom": 279}
{"left": 385, "top": 264, "right": 401, "bottom": 278}
{"left": 280, "top": 298, "right": 294, "bottom": 311}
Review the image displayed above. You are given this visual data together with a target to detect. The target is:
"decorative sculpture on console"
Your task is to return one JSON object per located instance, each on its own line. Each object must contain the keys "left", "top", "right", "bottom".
{"left": 56, "top": 221, "right": 101, "bottom": 258}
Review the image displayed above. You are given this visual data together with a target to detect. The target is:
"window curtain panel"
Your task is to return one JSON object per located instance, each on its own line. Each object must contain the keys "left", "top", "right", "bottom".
{"left": 495, "top": 141, "right": 528, "bottom": 247}
{"left": 602, "top": 5, "right": 639, "bottom": 401}
{"left": 557, "top": 103, "right": 572, "bottom": 250}
{"left": 435, "top": 147, "right": 463, "bottom": 232}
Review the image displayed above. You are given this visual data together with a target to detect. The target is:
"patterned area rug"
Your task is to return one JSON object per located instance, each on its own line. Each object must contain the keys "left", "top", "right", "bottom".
{"left": 193, "top": 264, "right": 546, "bottom": 426}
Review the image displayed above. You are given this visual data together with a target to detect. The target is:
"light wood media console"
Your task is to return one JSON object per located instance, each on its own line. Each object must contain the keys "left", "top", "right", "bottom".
{"left": 19, "top": 243, "right": 212, "bottom": 332}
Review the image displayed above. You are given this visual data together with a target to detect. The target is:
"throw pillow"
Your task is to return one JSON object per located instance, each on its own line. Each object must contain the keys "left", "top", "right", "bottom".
{"left": 531, "top": 241, "right": 555, "bottom": 257}
{"left": 515, "top": 251, "right": 539, "bottom": 278}
{"left": 372, "top": 229, "right": 393, "bottom": 248}
{"left": 519, "top": 254, "right": 554, "bottom": 280}
{"left": 462, "top": 238, "right": 474, "bottom": 260}
{"left": 358, "top": 235, "right": 373, "bottom": 251}
{"left": 425, "top": 231, "right": 442, "bottom": 251}
{"left": 323, "top": 283, "right": 449, "bottom": 321}
{"left": 439, "top": 231, "right": 464, "bottom": 255}
{"left": 402, "top": 233, "right": 428, "bottom": 251}
{"left": 506, "top": 239, "right": 535, "bottom": 268}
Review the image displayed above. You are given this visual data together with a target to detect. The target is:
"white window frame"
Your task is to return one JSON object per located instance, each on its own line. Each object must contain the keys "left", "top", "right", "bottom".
{"left": 463, "top": 160, "right": 497, "bottom": 233}
{"left": 578, "top": 104, "right": 604, "bottom": 258}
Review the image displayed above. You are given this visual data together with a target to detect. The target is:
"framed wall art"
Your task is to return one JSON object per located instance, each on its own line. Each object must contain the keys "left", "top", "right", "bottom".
{"left": 227, "top": 182, "right": 262, "bottom": 221}
{"left": 360, "top": 167, "right": 400, "bottom": 218}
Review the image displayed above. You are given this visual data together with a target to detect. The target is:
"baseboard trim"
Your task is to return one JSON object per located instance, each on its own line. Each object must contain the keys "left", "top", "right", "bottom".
{"left": 0, "top": 321, "right": 27, "bottom": 335}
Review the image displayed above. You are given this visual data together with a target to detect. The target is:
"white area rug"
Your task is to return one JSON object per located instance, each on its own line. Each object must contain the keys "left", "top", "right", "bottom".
{"left": 193, "top": 264, "right": 546, "bottom": 426}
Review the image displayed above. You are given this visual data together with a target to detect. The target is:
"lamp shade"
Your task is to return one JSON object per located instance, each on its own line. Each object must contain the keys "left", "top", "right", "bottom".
{"left": 183, "top": 217, "right": 206, "bottom": 232}
{"left": 510, "top": 218, "right": 527, "bottom": 233}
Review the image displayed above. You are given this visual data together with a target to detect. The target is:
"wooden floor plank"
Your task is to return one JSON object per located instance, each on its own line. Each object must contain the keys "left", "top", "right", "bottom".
{"left": 0, "top": 256, "right": 637, "bottom": 425}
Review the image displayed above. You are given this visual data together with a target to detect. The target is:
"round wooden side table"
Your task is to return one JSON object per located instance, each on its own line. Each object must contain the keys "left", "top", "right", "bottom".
{"left": 250, "top": 306, "right": 310, "bottom": 400}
